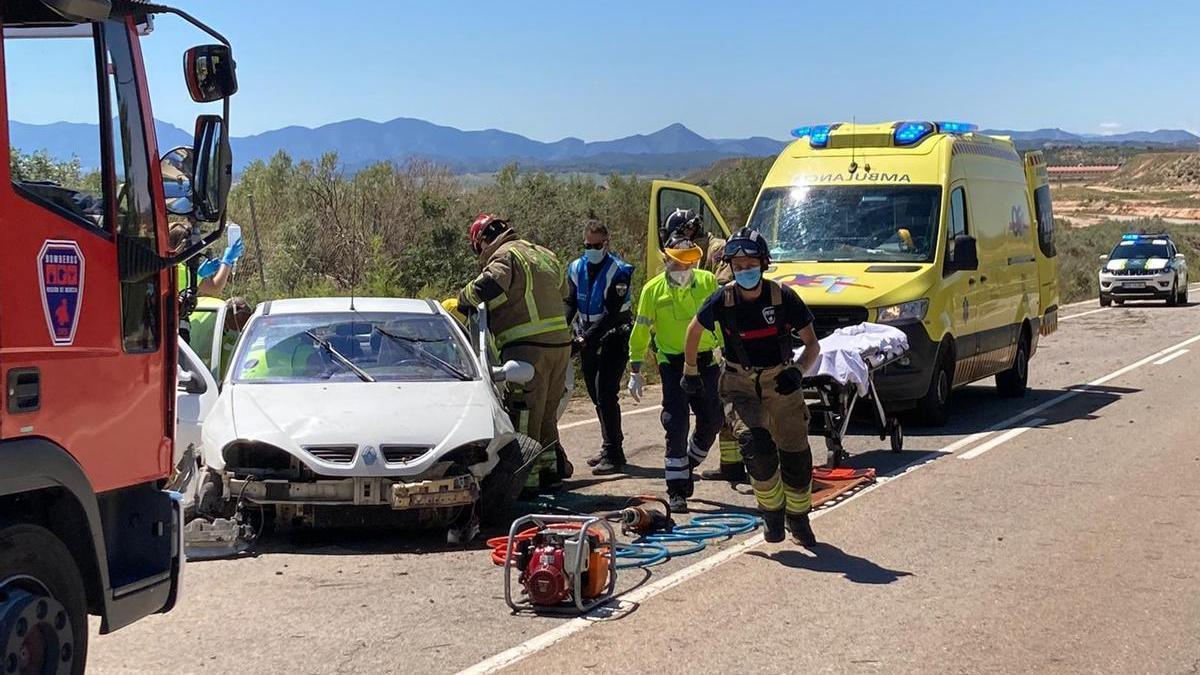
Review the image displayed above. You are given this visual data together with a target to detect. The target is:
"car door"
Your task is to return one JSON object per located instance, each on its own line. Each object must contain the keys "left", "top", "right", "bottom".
{"left": 175, "top": 338, "right": 218, "bottom": 508}
{"left": 646, "top": 180, "right": 731, "bottom": 276}
{"left": 942, "top": 183, "right": 985, "bottom": 382}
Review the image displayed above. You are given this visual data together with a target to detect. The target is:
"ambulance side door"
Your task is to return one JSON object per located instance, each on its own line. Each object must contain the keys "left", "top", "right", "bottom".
{"left": 646, "top": 180, "right": 730, "bottom": 277}
{"left": 943, "top": 183, "right": 985, "bottom": 380}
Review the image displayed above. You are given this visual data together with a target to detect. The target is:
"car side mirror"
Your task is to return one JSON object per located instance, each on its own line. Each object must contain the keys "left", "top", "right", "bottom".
{"left": 1174, "top": 253, "right": 1186, "bottom": 263}
{"left": 492, "top": 360, "right": 534, "bottom": 385}
{"left": 948, "top": 234, "right": 979, "bottom": 272}
{"left": 1099, "top": 254, "right": 1109, "bottom": 262}
{"left": 177, "top": 366, "right": 207, "bottom": 395}
{"left": 161, "top": 146, "right": 194, "bottom": 216}
{"left": 191, "top": 114, "right": 231, "bottom": 223}
{"left": 185, "top": 44, "right": 238, "bottom": 103}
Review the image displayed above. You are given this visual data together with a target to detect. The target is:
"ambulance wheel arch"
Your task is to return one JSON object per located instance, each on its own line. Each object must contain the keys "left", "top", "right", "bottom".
{"left": 646, "top": 180, "right": 731, "bottom": 276}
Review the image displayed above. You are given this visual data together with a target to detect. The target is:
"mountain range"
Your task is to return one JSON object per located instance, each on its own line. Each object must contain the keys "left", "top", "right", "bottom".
{"left": 9, "top": 118, "right": 1199, "bottom": 175}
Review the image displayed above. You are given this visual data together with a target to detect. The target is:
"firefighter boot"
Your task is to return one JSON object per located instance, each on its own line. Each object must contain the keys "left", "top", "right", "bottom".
{"left": 667, "top": 493, "right": 689, "bottom": 514}
{"left": 700, "top": 463, "right": 747, "bottom": 482}
{"left": 761, "top": 509, "right": 786, "bottom": 543}
{"left": 591, "top": 452, "right": 626, "bottom": 476}
{"left": 786, "top": 512, "right": 817, "bottom": 547}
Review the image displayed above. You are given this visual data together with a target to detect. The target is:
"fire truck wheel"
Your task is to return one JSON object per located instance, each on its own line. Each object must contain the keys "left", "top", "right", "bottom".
{"left": 0, "top": 523, "right": 88, "bottom": 675}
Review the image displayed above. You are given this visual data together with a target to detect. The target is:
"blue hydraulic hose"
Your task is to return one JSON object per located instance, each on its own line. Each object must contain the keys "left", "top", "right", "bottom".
{"left": 636, "top": 534, "right": 707, "bottom": 557}
{"left": 613, "top": 542, "right": 670, "bottom": 569}
{"left": 689, "top": 513, "right": 760, "bottom": 536}
{"left": 614, "top": 512, "right": 761, "bottom": 568}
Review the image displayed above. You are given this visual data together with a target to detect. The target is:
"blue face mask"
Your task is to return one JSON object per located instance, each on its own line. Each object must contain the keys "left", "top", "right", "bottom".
{"left": 734, "top": 267, "right": 762, "bottom": 290}
{"left": 584, "top": 248, "right": 607, "bottom": 264}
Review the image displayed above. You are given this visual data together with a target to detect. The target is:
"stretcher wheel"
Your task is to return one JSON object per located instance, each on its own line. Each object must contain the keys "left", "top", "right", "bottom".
{"left": 888, "top": 419, "right": 903, "bottom": 453}
{"left": 825, "top": 437, "right": 845, "bottom": 468}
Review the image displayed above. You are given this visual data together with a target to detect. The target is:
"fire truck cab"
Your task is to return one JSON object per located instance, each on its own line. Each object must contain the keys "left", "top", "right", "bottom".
{"left": 0, "top": 1, "right": 235, "bottom": 671}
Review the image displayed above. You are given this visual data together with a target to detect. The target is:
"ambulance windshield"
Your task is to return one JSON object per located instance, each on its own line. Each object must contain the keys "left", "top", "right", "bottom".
{"left": 748, "top": 186, "right": 942, "bottom": 263}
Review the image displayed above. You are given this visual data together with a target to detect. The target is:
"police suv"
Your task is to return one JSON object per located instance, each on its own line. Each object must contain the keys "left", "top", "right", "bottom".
{"left": 1099, "top": 233, "right": 1189, "bottom": 306}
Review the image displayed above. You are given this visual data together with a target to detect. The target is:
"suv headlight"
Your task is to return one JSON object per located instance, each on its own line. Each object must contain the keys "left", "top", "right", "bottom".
{"left": 876, "top": 299, "right": 929, "bottom": 324}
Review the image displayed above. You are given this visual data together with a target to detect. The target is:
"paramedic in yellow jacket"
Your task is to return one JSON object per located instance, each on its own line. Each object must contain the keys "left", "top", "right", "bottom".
{"left": 458, "top": 214, "right": 574, "bottom": 492}
{"left": 662, "top": 208, "right": 744, "bottom": 482}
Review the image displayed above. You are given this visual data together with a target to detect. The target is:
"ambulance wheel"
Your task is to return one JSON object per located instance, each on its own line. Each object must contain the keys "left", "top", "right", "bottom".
{"left": 0, "top": 524, "right": 88, "bottom": 675}
{"left": 996, "top": 330, "right": 1030, "bottom": 399}
{"left": 1099, "top": 294, "right": 1111, "bottom": 307}
{"left": 916, "top": 348, "right": 953, "bottom": 427}
{"left": 824, "top": 437, "right": 845, "bottom": 468}
{"left": 888, "top": 419, "right": 903, "bottom": 453}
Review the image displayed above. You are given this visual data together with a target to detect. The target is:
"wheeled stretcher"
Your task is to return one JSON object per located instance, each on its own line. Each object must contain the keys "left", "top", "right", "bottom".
{"left": 798, "top": 323, "right": 910, "bottom": 467}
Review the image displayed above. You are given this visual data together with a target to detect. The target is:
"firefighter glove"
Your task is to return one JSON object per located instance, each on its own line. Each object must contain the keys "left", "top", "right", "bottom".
{"left": 774, "top": 366, "right": 804, "bottom": 395}
{"left": 681, "top": 372, "right": 704, "bottom": 397}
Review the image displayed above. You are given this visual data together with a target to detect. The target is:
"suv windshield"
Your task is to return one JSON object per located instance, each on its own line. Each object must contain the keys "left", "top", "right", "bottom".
{"left": 1110, "top": 242, "right": 1170, "bottom": 260}
{"left": 232, "top": 311, "right": 476, "bottom": 384}
{"left": 748, "top": 185, "right": 942, "bottom": 263}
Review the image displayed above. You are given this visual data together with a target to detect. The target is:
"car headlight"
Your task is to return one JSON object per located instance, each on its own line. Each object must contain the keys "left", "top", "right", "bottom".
{"left": 875, "top": 299, "right": 929, "bottom": 324}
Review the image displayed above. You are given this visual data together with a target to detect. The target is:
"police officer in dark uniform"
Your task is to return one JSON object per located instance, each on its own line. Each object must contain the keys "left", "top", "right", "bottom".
{"left": 565, "top": 220, "right": 635, "bottom": 475}
{"left": 683, "top": 227, "right": 822, "bottom": 545}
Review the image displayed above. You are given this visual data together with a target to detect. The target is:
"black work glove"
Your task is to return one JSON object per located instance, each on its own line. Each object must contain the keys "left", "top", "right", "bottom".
{"left": 774, "top": 366, "right": 805, "bottom": 395}
{"left": 681, "top": 373, "right": 705, "bottom": 397}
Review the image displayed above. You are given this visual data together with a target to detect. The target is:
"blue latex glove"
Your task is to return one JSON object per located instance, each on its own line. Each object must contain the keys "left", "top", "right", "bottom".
{"left": 196, "top": 257, "right": 222, "bottom": 280}
{"left": 221, "top": 237, "right": 245, "bottom": 266}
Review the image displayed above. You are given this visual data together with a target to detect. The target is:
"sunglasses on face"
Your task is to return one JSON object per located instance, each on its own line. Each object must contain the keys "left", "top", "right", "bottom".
{"left": 583, "top": 241, "right": 608, "bottom": 250}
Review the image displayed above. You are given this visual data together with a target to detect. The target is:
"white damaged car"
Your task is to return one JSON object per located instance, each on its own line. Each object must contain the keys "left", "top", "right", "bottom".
{"left": 195, "top": 297, "right": 542, "bottom": 536}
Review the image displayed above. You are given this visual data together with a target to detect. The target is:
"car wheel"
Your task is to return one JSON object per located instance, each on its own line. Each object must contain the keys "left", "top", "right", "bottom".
{"left": 0, "top": 524, "right": 88, "bottom": 675}
{"left": 1099, "top": 294, "right": 1112, "bottom": 307}
{"left": 915, "top": 346, "right": 953, "bottom": 427}
{"left": 1182, "top": 283, "right": 1190, "bottom": 305}
{"left": 1113, "top": 298, "right": 1125, "bottom": 306}
{"left": 1167, "top": 280, "right": 1179, "bottom": 306}
{"left": 996, "top": 330, "right": 1030, "bottom": 398}
{"left": 478, "top": 437, "right": 540, "bottom": 527}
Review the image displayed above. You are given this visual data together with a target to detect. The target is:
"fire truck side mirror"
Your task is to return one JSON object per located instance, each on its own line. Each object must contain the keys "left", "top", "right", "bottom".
{"left": 185, "top": 44, "right": 238, "bottom": 103}
{"left": 191, "top": 115, "right": 231, "bottom": 223}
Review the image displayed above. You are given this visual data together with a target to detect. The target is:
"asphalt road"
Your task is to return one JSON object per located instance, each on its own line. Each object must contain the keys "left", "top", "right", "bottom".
{"left": 89, "top": 289, "right": 1200, "bottom": 674}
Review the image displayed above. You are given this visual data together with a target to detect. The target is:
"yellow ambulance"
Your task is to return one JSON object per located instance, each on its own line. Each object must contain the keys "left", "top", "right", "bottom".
{"left": 648, "top": 121, "right": 1059, "bottom": 425}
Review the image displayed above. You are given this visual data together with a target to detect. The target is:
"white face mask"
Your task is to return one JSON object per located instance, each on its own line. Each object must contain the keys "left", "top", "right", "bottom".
{"left": 668, "top": 269, "right": 694, "bottom": 287}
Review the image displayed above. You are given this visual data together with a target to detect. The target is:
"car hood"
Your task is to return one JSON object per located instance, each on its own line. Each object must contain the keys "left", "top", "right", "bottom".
{"left": 201, "top": 380, "right": 511, "bottom": 476}
{"left": 1106, "top": 257, "right": 1169, "bottom": 272}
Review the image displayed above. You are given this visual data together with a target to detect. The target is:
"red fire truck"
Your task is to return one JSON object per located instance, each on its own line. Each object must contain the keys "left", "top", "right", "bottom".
{"left": 1, "top": 1, "right": 236, "bottom": 671}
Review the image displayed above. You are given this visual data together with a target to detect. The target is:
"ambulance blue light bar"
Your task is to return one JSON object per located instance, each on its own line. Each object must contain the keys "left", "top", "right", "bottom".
{"left": 936, "top": 121, "right": 978, "bottom": 134}
{"left": 893, "top": 122, "right": 935, "bottom": 146}
{"left": 790, "top": 124, "right": 834, "bottom": 148}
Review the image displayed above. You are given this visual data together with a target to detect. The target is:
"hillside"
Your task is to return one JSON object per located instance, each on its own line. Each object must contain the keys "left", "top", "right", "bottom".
{"left": 1108, "top": 152, "right": 1200, "bottom": 189}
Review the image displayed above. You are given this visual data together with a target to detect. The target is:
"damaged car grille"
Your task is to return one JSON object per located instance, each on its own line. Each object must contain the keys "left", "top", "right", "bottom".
{"left": 382, "top": 445, "right": 431, "bottom": 464}
{"left": 304, "top": 445, "right": 358, "bottom": 464}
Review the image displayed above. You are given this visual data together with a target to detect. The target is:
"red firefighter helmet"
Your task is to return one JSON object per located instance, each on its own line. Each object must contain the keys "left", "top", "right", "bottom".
{"left": 469, "top": 213, "right": 510, "bottom": 254}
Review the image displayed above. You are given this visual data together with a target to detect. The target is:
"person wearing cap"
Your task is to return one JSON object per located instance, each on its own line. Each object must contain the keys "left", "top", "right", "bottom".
{"left": 684, "top": 227, "right": 822, "bottom": 545}
{"left": 457, "top": 213, "right": 574, "bottom": 493}
{"left": 627, "top": 235, "right": 724, "bottom": 512}
{"left": 565, "top": 220, "right": 635, "bottom": 476}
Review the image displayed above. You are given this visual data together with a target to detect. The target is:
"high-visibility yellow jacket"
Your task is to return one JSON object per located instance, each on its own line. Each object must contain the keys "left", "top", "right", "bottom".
{"left": 628, "top": 270, "right": 722, "bottom": 367}
{"left": 459, "top": 230, "right": 571, "bottom": 350}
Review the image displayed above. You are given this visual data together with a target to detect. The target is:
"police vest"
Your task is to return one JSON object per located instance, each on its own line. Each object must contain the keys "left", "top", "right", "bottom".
{"left": 569, "top": 254, "right": 633, "bottom": 327}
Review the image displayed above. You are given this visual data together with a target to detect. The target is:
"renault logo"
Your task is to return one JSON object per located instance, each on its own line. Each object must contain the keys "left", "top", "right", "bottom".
{"left": 362, "top": 446, "right": 378, "bottom": 466}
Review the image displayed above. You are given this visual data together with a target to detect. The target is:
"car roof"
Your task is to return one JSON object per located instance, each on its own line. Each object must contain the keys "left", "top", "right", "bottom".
{"left": 256, "top": 297, "right": 439, "bottom": 316}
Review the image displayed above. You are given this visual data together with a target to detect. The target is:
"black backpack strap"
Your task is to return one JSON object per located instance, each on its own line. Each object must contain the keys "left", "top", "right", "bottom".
{"left": 720, "top": 283, "right": 754, "bottom": 367}
{"left": 766, "top": 280, "right": 793, "bottom": 365}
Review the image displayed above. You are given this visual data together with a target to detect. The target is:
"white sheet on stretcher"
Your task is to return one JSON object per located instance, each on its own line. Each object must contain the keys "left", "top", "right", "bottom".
{"left": 794, "top": 322, "right": 910, "bottom": 396}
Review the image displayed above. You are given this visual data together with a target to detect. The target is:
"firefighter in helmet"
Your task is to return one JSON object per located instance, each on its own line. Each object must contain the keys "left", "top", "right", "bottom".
{"left": 684, "top": 227, "right": 821, "bottom": 545}
{"left": 457, "top": 214, "right": 574, "bottom": 492}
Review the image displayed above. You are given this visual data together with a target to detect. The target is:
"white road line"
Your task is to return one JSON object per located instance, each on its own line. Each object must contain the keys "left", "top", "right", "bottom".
{"left": 559, "top": 404, "right": 662, "bottom": 430}
{"left": 1059, "top": 307, "right": 1110, "bottom": 321}
{"left": 1153, "top": 349, "right": 1189, "bottom": 366}
{"left": 958, "top": 419, "right": 1045, "bottom": 460}
{"left": 463, "top": 328, "right": 1200, "bottom": 675}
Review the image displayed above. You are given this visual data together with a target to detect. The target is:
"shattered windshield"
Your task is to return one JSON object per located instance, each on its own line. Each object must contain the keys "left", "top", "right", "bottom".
{"left": 748, "top": 185, "right": 942, "bottom": 263}
{"left": 232, "top": 311, "right": 477, "bottom": 384}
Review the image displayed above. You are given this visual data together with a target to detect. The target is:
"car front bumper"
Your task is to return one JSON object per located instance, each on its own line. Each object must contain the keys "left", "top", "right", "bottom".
{"left": 1100, "top": 272, "right": 1174, "bottom": 298}
{"left": 225, "top": 473, "right": 480, "bottom": 510}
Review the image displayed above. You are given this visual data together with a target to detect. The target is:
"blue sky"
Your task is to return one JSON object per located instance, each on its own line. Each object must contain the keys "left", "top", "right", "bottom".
{"left": 11, "top": 1, "right": 1200, "bottom": 140}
